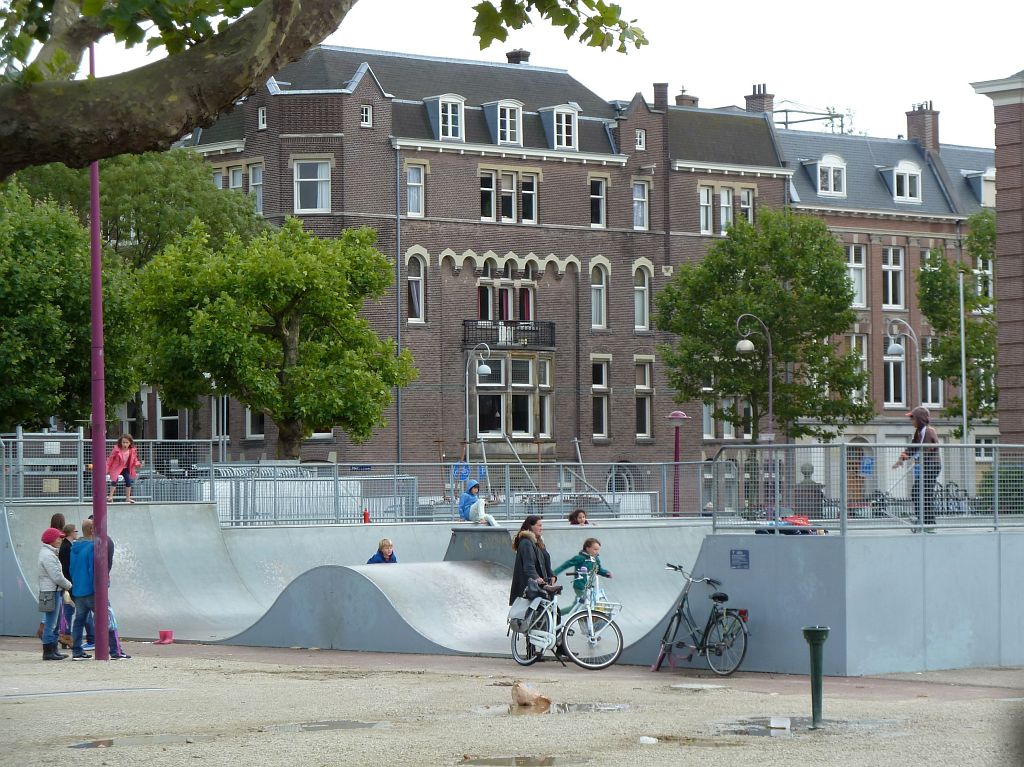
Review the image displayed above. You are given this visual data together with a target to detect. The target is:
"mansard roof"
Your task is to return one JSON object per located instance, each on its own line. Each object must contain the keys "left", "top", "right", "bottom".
{"left": 273, "top": 45, "right": 615, "bottom": 118}
{"left": 665, "top": 107, "right": 783, "bottom": 169}
{"left": 775, "top": 129, "right": 966, "bottom": 217}
{"left": 935, "top": 143, "right": 995, "bottom": 216}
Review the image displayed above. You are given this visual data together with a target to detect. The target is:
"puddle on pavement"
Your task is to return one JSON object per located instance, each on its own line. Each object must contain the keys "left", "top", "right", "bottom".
{"left": 460, "top": 758, "right": 586, "bottom": 766}
{"left": 719, "top": 716, "right": 899, "bottom": 737}
{"left": 264, "top": 720, "right": 384, "bottom": 733}
{"left": 474, "top": 703, "right": 628, "bottom": 716}
{"left": 70, "top": 720, "right": 384, "bottom": 748}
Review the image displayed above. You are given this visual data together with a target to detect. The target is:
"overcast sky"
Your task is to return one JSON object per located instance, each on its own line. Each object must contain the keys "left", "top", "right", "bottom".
{"left": 93, "top": 0, "right": 1019, "bottom": 149}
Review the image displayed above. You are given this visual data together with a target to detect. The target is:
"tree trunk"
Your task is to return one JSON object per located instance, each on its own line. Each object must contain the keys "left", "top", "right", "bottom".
{"left": 276, "top": 418, "right": 304, "bottom": 460}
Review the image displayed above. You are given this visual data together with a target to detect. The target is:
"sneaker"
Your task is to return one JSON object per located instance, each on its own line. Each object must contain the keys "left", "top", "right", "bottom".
{"left": 82, "top": 642, "right": 95, "bottom": 651}
{"left": 72, "top": 653, "right": 91, "bottom": 661}
{"left": 111, "top": 652, "right": 132, "bottom": 660}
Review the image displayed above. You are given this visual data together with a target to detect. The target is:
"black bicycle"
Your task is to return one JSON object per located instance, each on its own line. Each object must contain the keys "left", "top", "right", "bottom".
{"left": 651, "top": 563, "right": 749, "bottom": 676}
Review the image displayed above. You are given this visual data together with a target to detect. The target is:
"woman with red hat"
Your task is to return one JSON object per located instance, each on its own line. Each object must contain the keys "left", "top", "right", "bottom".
{"left": 38, "top": 527, "right": 73, "bottom": 660}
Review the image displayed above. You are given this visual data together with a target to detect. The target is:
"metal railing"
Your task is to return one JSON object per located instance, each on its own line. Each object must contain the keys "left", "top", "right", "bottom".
{"left": 462, "top": 319, "right": 556, "bottom": 349}
{"left": 4, "top": 432, "right": 1022, "bottom": 531}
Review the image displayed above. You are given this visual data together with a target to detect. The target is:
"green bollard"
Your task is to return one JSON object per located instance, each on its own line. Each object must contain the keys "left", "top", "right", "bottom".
{"left": 802, "top": 626, "right": 830, "bottom": 729}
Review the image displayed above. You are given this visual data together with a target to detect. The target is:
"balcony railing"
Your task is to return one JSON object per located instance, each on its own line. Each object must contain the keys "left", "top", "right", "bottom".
{"left": 462, "top": 319, "right": 555, "bottom": 349}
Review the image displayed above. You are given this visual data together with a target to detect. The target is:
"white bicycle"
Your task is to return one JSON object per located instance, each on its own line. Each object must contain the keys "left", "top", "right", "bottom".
{"left": 508, "top": 570, "right": 624, "bottom": 670}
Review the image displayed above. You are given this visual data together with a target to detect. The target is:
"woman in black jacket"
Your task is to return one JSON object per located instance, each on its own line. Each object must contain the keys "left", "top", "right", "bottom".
{"left": 509, "top": 515, "right": 556, "bottom": 605}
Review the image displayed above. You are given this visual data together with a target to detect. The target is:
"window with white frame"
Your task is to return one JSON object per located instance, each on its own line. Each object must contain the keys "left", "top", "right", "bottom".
{"left": 592, "top": 360, "right": 609, "bottom": 438}
{"left": 480, "top": 171, "right": 496, "bottom": 221}
{"left": 590, "top": 178, "right": 606, "bottom": 228}
{"left": 249, "top": 164, "right": 263, "bottom": 215}
{"left": 591, "top": 264, "right": 607, "bottom": 329}
{"left": 883, "top": 335, "right": 906, "bottom": 407}
{"left": 920, "top": 247, "right": 939, "bottom": 272}
{"left": 477, "top": 259, "right": 496, "bottom": 320}
{"left": 212, "top": 170, "right": 223, "bottom": 188}
{"left": 702, "top": 402, "right": 714, "bottom": 439}
{"left": 846, "top": 333, "right": 868, "bottom": 403}
{"left": 739, "top": 188, "right": 754, "bottom": 223}
{"left": 518, "top": 282, "right": 533, "bottom": 321}
{"left": 881, "top": 246, "right": 904, "bottom": 309}
{"left": 632, "top": 181, "right": 649, "bottom": 230}
{"left": 407, "top": 255, "right": 425, "bottom": 323}
{"left": 440, "top": 99, "right": 463, "bottom": 140}
{"left": 818, "top": 154, "right": 846, "bottom": 195}
{"left": 974, "top": 254, "right": 994, "bottom": 303}
{"left": 974, "top": 437, "right": 995, "bottom": 461}
{"left": 155, "top": 393, "right": 179, "bottom": 440}
{"left": 509, "top": 359, "right": 533, "bottom": 437}
{"left": 846, "top": 244, "right": 866, "bottom": 307}
{"left": 229, "top": 166, "right": 243, "bottom": 191}
{"left": 407, "top": 164, "right": 425, "bottom": 217}
{"left": 719, "top": 188, "right": 733, "bottom": 234}
{"left": 635, "top": 361, "right": 653, "bottom": 438}
{"left": 921, "top": 336, "right": 942, "bottom": 407}
{"left": 293, "top": 160, "right": 331, "bottom": 213}
{"left": 554, "top": 109, "right": 576, "bottom": 149}
{"left": 498, "top": 103, "right": 521, "bottom": 145}
{"left": 500, "top": 172, "right": 516, "bottom": 222}
{"left": 699, "top": 186, "right": 713, "bottom": 234}
{"left": 257, "top": 106, "right": 267, "bottom": 130}
{"left": 477, "top": 357, "right": 504, "bottom": 437}
{"left": 635, "top": 128, "right": 646, "bottom": 150}
{"left": 245, "top": 407, "right": 265, "bottom": 439}
{"left": 360, "top": 105, "right": 373, "bottom": 127}
{"left": 893, "top": 161, "right": 922, "bottom": 202}
{"left": 633, "top": 267, "right": 650, "bottom": 330}
{"left": 521, "top": 173, "right": 538, "bottom": 224}
{"left": 538, "top": 358, "right": 553, "bottom": 438}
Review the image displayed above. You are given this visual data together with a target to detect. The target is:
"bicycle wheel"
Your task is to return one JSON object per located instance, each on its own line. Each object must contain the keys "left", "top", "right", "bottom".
{"left": 651, "top": 611, "right": 682, "bottom": 671}
{"left": 511, "top": 611, "right": 550, "bottom": 666}
{"left": 704, "top": 613, "right": 747, "bottom": 676}
{"left": 562, "top": 613, "right": 623, "bottom": 671}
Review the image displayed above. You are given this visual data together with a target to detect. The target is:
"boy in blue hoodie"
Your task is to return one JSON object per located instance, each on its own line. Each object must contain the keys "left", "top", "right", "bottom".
{"left": 458, "top": 479, "right": 500, "bottom": 526}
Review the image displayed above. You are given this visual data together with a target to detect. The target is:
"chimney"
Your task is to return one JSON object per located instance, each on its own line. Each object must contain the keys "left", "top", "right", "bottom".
{"left": 906, "top": 101, "right": 940, "bottom": 152}
{"left": 675, "top": 87, "right": 699, "bottom": 107}
{"left": 653, "top": 83, "right": 668, "bottom": 109}
{"left": 745, "top": 83, "right": 774, "bottom": 114}
{"left": 506, "top": 49, "right": 530, "bottom": 65}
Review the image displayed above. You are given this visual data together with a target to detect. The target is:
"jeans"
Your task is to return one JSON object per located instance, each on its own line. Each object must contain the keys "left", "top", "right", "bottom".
{"left": 39, "top": 592, "right": 61, "bottom": 645}
{"left": 72, "top": 594, "right": 96, "bottom": 653}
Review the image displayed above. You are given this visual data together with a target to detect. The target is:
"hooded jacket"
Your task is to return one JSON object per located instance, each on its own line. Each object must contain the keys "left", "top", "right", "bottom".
{"left": 458, "top": 480, "right": 480, "bottom": 521}
{"left": 39, "top": 542, "right": 72, "bottom": 593}
{"left": 69, "top": 538, "right": 96, "bottom": 598}
{"left": 509, "top": 530, "right": 553, "bottom": 605}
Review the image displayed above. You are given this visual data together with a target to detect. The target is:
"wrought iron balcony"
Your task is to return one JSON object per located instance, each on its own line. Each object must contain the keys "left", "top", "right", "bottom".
{"left": 462, "top": 320, "right": 556, "bottom": 349}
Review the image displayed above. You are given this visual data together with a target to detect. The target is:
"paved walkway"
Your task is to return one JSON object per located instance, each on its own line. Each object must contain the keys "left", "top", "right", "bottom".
{"left": 3, "top": 637, "right": 1021, "bottom": 766}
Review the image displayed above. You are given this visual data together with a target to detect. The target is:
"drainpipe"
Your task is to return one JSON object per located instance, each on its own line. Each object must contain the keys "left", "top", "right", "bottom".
{"left": 394, "top": 143, "right": 403, "bottom": 463}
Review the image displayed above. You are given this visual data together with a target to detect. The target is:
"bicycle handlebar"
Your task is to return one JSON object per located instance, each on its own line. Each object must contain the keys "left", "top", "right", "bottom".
{"left": 665, "top": 563, "right": 720, "bottom": 589}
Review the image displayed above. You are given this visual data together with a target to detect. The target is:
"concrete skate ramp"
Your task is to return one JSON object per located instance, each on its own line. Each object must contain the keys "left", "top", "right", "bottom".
{"left": 226, "top": 560, "right": 513, "bottom": 654}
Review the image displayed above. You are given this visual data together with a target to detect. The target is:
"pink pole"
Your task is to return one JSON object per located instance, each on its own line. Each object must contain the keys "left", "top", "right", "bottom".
{"left": 88, "top": 43, "right": 110, "bottom": 661}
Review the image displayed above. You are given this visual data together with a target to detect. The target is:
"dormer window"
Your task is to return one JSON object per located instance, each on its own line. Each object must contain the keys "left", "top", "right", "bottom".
{"left": 893, "top": 160, "right": 922, "bottom": 202}
{"left": 440, "top": 97, "right": 464, "bottom": 140}
{"left": 498, "top": 101, "right": 522, "bottom": 145}
{"left": 554, "top": 109, "right": 577, "bottom": 149}
{"left": 818, "top": 154, "right": 846, "bottom": 196}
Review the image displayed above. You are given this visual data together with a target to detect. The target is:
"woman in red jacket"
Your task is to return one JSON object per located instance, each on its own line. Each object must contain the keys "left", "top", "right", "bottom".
{"left": 106, "top": 434, "right": 142, "bottom": 504}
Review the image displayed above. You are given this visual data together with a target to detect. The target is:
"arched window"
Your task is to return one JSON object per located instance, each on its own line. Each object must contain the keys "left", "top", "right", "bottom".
{"left": 633, "top": 267, "right": 650, "bottom": 330}
{"left": 478, "top": 259, "right": 497, "bottom": 320}
{"left": 591, "top": 265, "right": 607, "bottom": 329}
{"left": 407, "top": 256, "right": 425, "bottom": 323}
{"left": 818, "top": 153, "right": 846, "bottom": 196}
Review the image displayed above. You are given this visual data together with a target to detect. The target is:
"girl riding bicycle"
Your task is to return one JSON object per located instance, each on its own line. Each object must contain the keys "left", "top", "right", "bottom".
{"left": 554, "top": 538, "right": 612, "bottom": 605}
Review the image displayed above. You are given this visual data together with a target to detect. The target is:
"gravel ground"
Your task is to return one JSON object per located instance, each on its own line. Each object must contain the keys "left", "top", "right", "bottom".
{"left": 2, "top": 638, "right": 1021, "bottom": 767}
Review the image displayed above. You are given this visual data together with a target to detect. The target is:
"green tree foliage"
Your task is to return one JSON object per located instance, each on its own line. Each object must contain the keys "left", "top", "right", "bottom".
{"left": 12, "top": 150, "right": 265, "bottom": 267}
{"left": 0, "top": 0, "right": 646, "bottom": 178}
{"left": 916, "top": 209, "right": 997, "bottom": 436}
{"left": 135, "top": 218, "right": 418, "bottom": 458}
{"left": 0, "top": 184, "right": 140, "bottom": 430}
{"left": 655, "top": 210, "right": 874, "bottom": 442}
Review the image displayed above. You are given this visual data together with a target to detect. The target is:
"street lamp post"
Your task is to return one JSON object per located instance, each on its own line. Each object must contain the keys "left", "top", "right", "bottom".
{"left": 885, "top": 318, "right": 920, "bottom": 409}
{"left": 464, "top": 343, "right": 492, "bottom": 447}
{"left": 667, "top": 410, "right": 690, "bottom": 516}
{"left": 735, "top": 313, "right": 779, "bottom": 523}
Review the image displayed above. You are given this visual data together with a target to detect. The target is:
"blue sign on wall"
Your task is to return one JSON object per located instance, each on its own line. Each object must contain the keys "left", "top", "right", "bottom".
{"left": 730, "top": 549, "right": 750, "bottom": 570}
{"left": 860, "top": 456, "right": 875, "bottom": 477}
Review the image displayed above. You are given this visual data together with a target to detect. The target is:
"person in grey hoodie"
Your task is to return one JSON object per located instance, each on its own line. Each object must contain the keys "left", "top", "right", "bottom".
{"left": 38, "top": 527, "right": 72, "bottom": 660}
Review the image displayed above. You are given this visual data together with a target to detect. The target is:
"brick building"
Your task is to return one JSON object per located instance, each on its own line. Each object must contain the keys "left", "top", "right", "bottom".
{"left": 126, "top": 46, "right": 998, "bottom": 470}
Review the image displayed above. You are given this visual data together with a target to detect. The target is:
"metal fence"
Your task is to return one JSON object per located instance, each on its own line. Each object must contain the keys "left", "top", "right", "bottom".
{"left": 708, "top": 443, "right": 1024, "bottom": 532}
{"left": 3, "top": 432, "right": 1022, "bottom": 531}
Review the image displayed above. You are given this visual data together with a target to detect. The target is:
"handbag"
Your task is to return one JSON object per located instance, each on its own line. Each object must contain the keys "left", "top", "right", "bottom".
{"left": 38, "top": 590, "right": 57, "bottom": 612}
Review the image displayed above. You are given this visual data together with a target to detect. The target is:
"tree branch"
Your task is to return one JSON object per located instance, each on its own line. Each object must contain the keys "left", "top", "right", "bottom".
{"left": 0, "top": 0, "right": 358, "bottom": 179}
{"left": 33, "top": 0, "right": 114, "bottom": 76}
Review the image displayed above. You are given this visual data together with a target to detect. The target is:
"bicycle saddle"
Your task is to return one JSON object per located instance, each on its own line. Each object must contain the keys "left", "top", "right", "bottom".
{"left": 543, "top": 584, "right": 564, "bottom": 596}
{"left": 710, "top": 591, "right": 729, "bottom": 603}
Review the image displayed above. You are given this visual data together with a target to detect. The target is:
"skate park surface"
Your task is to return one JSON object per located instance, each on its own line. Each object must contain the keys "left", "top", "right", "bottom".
{"left": 4, "top": 503, "right": 1022, "bottom": 674}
